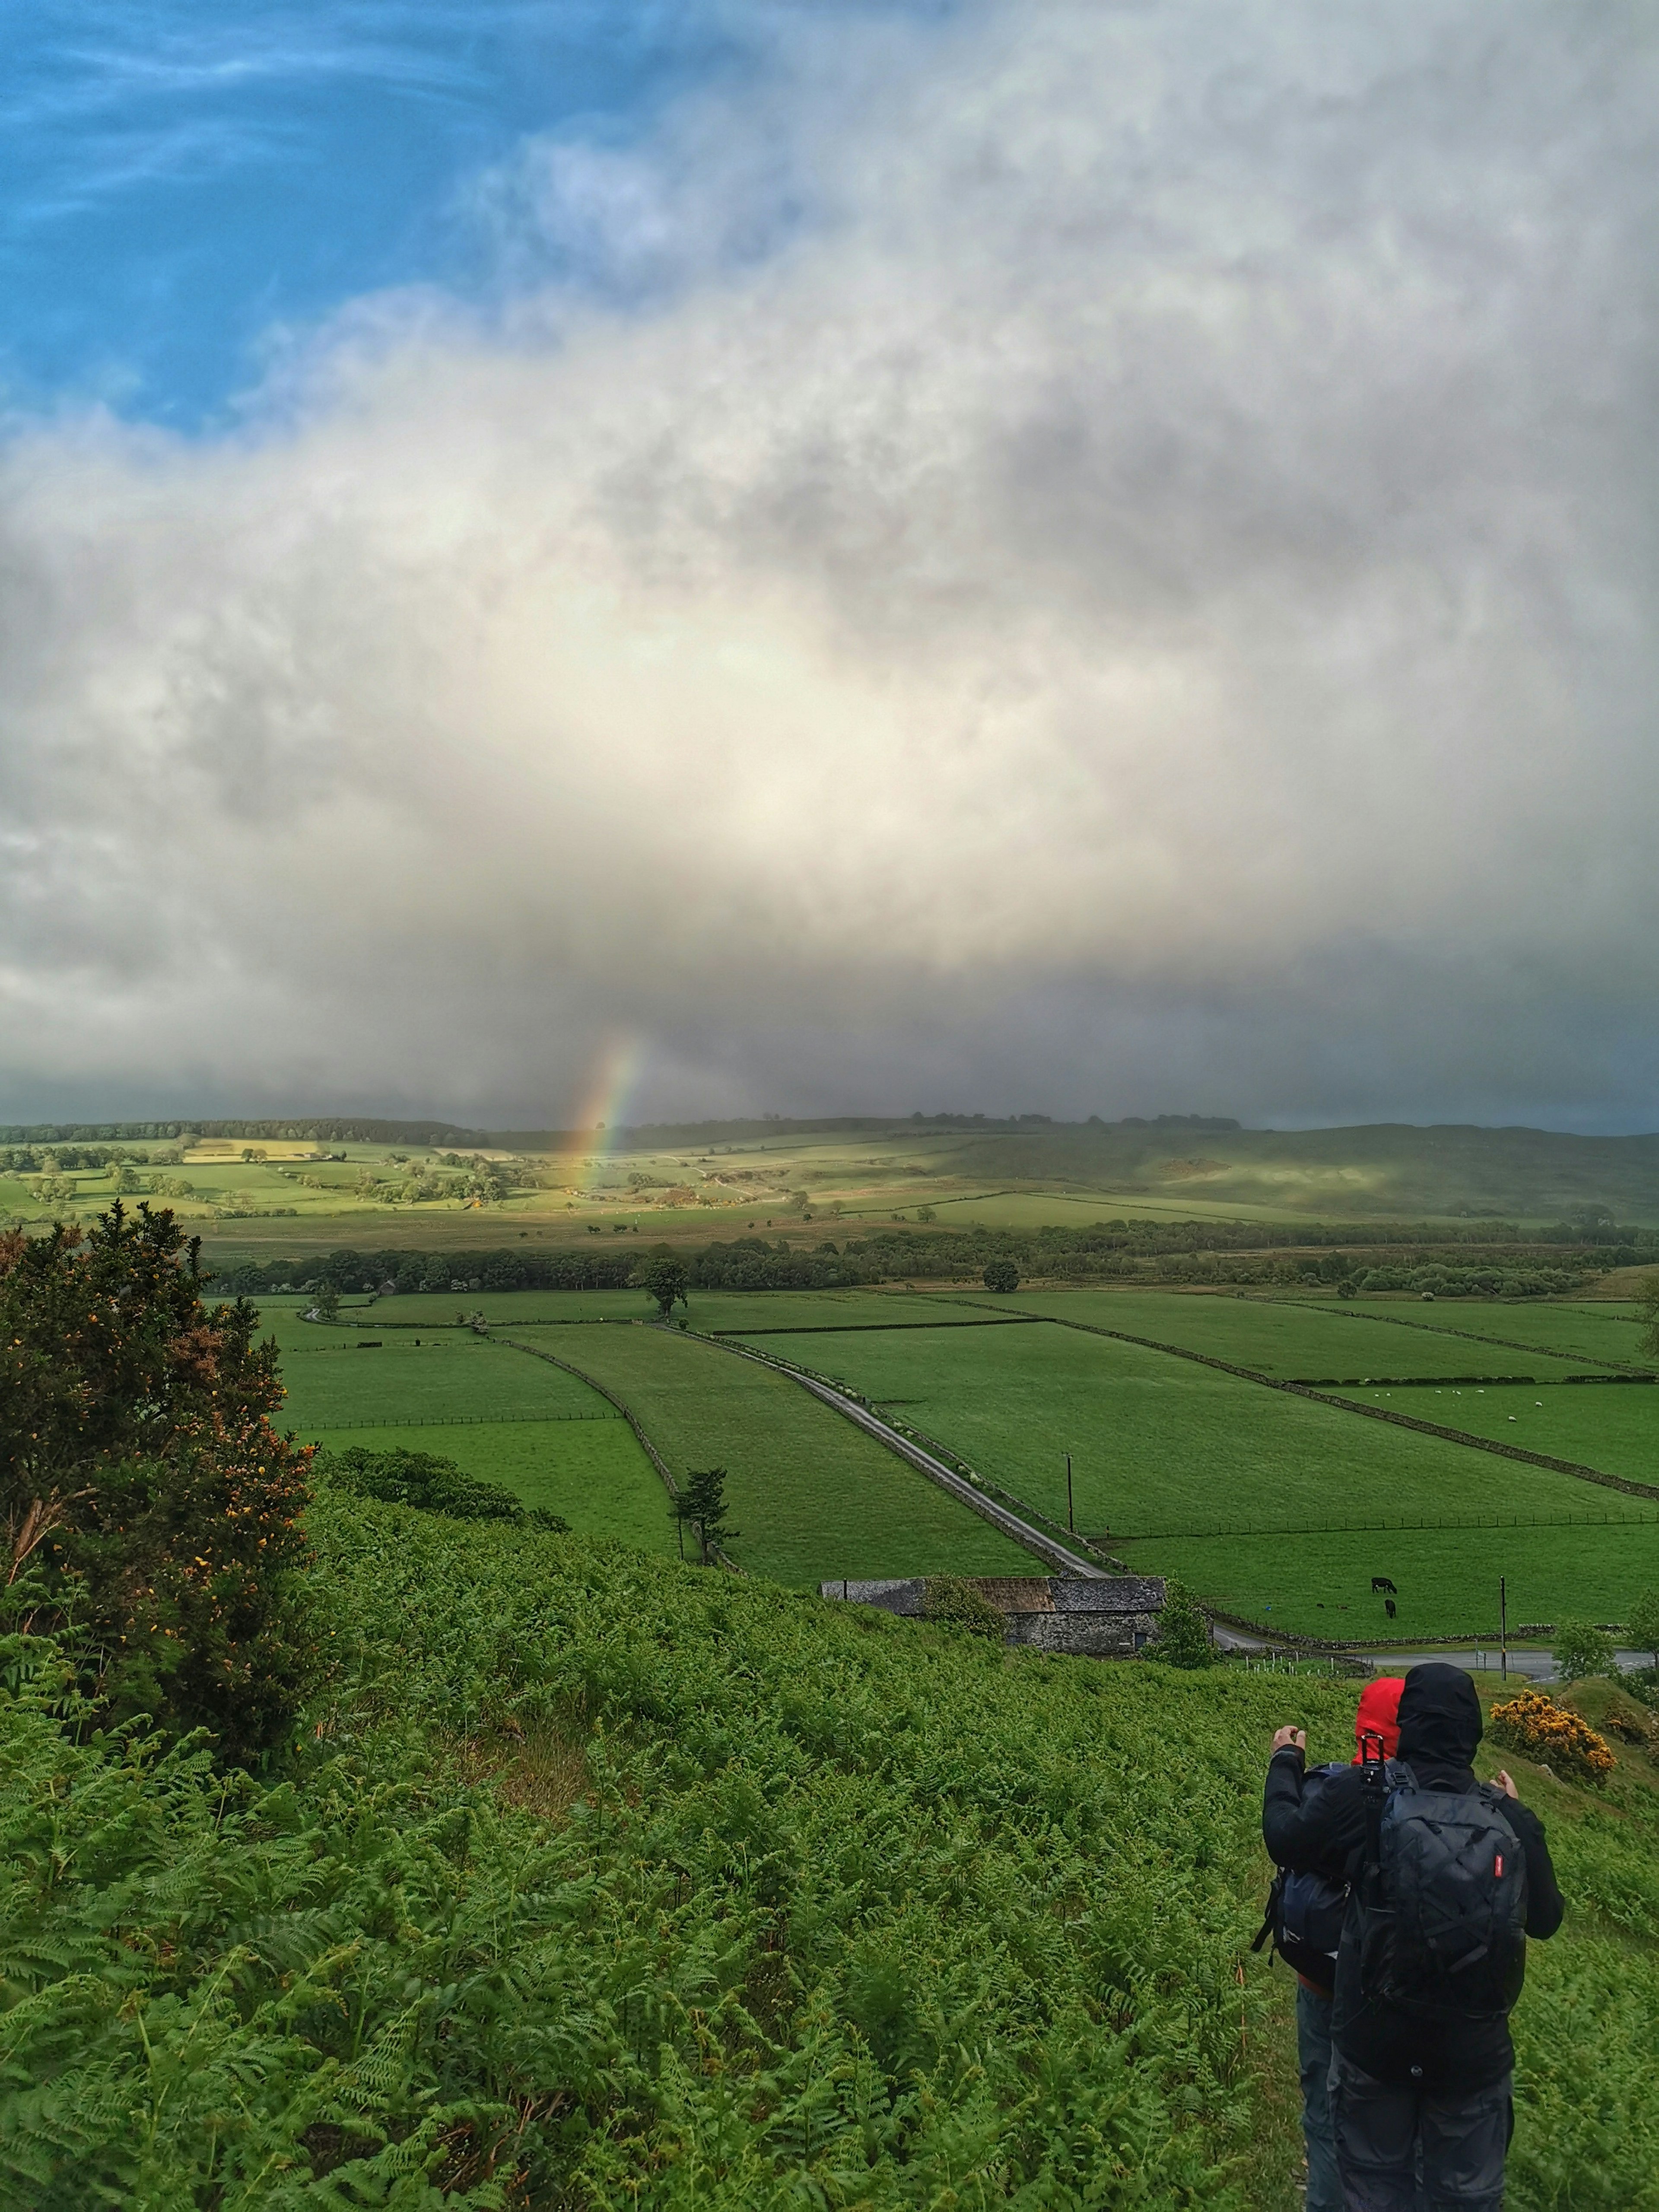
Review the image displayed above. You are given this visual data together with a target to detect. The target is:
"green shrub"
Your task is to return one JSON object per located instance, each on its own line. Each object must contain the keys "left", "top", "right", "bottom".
{"left": 321, "top": 1444, "right": 568, "bottom": 1529}
{"left": 1146, "top": 1577, "right": 1218, "bottom": 1668}
{"left": 922, "top": 1574, "right": 1007, "bottom": 1639}
{"left": 1554, "top": 1619, "right": 1619, "bottom": 1684}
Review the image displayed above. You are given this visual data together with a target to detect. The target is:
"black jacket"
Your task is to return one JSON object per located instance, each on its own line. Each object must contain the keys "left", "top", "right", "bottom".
{"left": 1262, "top": 1665, "right": 1564, "bottom": 2093}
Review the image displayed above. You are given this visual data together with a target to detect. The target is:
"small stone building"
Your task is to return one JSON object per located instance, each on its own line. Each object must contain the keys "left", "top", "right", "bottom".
{"left": 820, "top": 1575, "right": 1166, "bottom": 1656}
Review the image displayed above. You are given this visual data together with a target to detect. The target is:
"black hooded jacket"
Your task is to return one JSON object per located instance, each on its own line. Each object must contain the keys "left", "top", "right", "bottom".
{"left": 1262, "top": 1664, "right": 1564, "bottom": 2093}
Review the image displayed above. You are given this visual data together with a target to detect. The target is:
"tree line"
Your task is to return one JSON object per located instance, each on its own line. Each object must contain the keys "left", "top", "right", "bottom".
{"left": 208, "top": 1223, "right": 1647, "bottom": 1300}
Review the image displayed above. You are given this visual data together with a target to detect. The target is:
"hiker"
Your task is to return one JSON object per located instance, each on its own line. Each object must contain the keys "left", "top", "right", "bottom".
{"left": 1263, "top": 1663, "right": 1563, "bottom": 2209}
{"left": 1256, "top": 1677, "right": 1406, "bottom": 2212}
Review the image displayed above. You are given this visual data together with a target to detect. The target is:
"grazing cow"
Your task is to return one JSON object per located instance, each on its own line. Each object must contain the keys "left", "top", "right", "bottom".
{"left": 1371, "top": 1575, "right": 1398, "bottom": 1595}
{"left": 1385, "top": 1597, "right": 1398, "bottom": 1620}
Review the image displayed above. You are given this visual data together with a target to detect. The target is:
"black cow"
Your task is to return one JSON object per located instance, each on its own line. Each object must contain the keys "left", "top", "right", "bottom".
{"left": 1384, "top": 1597, "right": 1398, "bottom": 1620}
{"left": 1371, "top": 1575, "right": 1398, "bottom": 1595}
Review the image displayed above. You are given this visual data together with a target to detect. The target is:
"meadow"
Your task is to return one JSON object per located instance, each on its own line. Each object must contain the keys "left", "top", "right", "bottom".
{"left": 1341, "top": 1298, "right": 1657, "bottom": 1369}
{"left": 7, "top": 1491, "right": 1659, "bottom": 2208}
{"left": 276, "top": 1335, "right": 607, "bottom": 1429}
{"left": 315, "top": 1421, "right": 678, "bottom": 1553}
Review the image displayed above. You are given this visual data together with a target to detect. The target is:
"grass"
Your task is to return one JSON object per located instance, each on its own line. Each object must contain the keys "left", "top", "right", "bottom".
{"left": 367, "top": 1288, "right": 648, "bottom": 1325}
{"left": 511, "top": 1322, "right": 1040, "bottom": 1586}
{"left": 1134, "top": 1522, "right": 1657, "bottom": 1642}
{"left": 275, "top": 1334, "right": 606, "bottom": 1430}
{"left": 311, "top": 1420, "right": 679, "bottom": 1554}
{"left": 1344, "top": 1299, "right": 1659, "bottom": 1368}
{"left": 997, "top": 1288, "right": 1591, "bottom": 1379}
{"left": 730, "top": 1319, "right": 1658, "bottom": 1635}
{"left": 1376, "top": 1383, "right": 1659, "bottom": 1486}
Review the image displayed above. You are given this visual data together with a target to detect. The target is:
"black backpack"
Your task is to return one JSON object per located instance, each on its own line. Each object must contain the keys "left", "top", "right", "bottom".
{"left": 1253, "top": 1764, "right": 1351, "bottom": 1985}
{"left": 1351, "top": 1741, "right": 1529, "bottom": 2022}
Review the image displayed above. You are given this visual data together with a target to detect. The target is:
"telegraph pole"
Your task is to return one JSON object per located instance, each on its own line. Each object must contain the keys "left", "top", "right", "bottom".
{"left": 1500, "top": 1575, "right": 1507, "bottom": 1682}
{"left": 1066, "top": 1452, "right": 1074, "bottom": 1534}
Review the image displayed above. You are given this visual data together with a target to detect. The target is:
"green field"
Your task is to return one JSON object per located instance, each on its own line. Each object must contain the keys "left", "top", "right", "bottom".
{"left": 310, "top": 1418, "right": 677, "bottom": 1552}
{"left": 1336, "top": 1299, "right": 1659, "bottom": 1368}
{"left": 1373, "top": 1382, "right": 1659, "bottom": 1484}
{"left": 276, "top": 1334, "right": 605, "bottom": 1429}
{"left": 508, "top": 1322, "right": 1038, "bottom": 1585}
{"left": 368, "top": 1288, "right": 648, "bottom": 1325}
{"left": 995, "top": 1288, "right": 1592, "bottom": 1379}
{"left": 727, "top": 1313, "right": 1659, "bottom": 1635}
{"left": 1128, "top": 1519, "right": 1657, "bottom": 1642}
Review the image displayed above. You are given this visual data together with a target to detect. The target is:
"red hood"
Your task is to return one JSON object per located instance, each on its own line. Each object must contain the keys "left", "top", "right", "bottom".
{"left": 1353, "top": 1676, "right": 1405, "bottom": 1760}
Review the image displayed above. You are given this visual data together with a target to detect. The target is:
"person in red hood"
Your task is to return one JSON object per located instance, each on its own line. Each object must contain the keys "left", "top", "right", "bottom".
{"left": 1258, "top": 1679, "right": 1405, "bottom": 2212}
{"left": 1352, "top": 1675, "right": 1405, "bottom": 1762}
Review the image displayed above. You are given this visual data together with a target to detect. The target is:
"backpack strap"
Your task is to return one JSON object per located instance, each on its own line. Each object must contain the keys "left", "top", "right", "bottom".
{"left": 1358, "top": 1730, "right": 1390, "bottom": 1890}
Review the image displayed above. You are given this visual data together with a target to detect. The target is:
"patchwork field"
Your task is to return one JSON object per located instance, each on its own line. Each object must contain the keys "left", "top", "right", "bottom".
{"left": 253, "top": 1283, "right": 1659, "bottom": 1640}
{"left": 506, "top": 1323, "right": 1037, "bottom": 1586}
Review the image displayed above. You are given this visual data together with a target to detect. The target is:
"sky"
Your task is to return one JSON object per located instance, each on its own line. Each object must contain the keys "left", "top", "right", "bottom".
{"left": 3, "top": 0, "right": 1657, "bottom": 1133}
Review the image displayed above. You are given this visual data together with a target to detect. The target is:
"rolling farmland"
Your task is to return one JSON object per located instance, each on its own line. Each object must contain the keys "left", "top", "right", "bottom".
{"left": 256, "top": 1281, "right": 1659, "bottom": 1640}
{"left": 505, "top": 1322, "right": 1039, "bottom": 1585}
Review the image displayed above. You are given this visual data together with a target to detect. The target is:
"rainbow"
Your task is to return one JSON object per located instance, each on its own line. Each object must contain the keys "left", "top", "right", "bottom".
{"left": 563, "top": 1036, "right": 648, "bottom": 1192}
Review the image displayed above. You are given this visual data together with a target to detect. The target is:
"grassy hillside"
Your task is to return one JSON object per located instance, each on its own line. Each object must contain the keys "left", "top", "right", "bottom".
{"left": 6, "top": 1503, "right": 1657, "bottom": 2207}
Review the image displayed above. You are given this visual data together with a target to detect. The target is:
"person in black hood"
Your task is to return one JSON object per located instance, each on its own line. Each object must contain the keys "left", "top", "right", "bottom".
{"left": 1263, "top": 1663, "right": 1564, "bottom": 2209}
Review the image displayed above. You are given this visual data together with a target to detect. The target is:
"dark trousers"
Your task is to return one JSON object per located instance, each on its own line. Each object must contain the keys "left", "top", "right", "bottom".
{"left": 1296, "top": 1981, "right": 1341, "bottom": 2212}
{"left": 1330, "top": 2051, "right": 1513, "bottom": 2209}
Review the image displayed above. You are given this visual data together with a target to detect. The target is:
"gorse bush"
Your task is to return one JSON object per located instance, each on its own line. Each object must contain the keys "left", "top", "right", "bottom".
{"left": 0, "top": 1204, "right": 310, "bottom": 1763}
{"left": 1487, "top": 1692, "right": 1616, "bottom": 1785}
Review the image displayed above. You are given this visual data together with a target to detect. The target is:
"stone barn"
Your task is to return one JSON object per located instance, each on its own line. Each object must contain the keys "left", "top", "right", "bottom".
{"left": 820, "top": 1575, "right": 1166, "bottom": 1656}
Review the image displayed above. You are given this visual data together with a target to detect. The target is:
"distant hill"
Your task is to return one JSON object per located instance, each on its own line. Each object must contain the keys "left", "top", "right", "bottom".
{"left": 10, "top": 1112, "right": 1659, "bottom": 1224}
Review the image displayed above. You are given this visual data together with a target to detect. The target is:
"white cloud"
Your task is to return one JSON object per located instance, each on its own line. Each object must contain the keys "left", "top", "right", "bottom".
{"left": 3, "top": 0, "right": 1658, "bottom": 1126}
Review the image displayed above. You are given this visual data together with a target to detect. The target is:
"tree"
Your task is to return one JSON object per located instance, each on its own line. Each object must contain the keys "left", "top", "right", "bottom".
{"left": 671, "top": 1465, "right": 737, "bottom": 1563}
{"left": 1144, "top": 1578, "right": 1217, "bottom": 1669}
{"left": 1639, "top": 1271, "right": 1659, "bottom": 1359}
{"left": 0, "top": 1203, "right": 311, "bottom": 1763}
{"left": 983, "top": 1258, "right": 1019, "bottom": 1294}
{"left": 1625, "top": 1588, "right": 1659, "bottom": 1673}
{"left": 310, "top": 1281, "right": 340, "bottom": 1322}
{"left": 641, "top": 1255, "right": 688, "bottom": 1319}
{"left": 1553, "top": 1618, "right": 1617, "bottom": 1684}
{"left": 922, "top": 1575, "right": 1005, "bottom": 1640}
